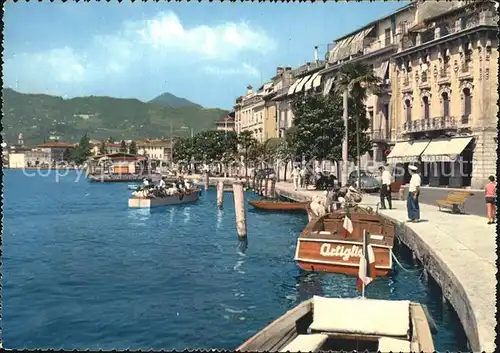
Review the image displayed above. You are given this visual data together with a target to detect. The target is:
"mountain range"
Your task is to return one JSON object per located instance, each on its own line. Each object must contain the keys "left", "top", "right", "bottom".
{"left": 2, "top": 89, "right": 227, "bottom": 145}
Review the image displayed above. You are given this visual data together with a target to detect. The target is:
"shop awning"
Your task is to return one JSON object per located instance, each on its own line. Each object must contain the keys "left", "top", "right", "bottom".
{"left": 328, "top": 26, "right": 375, "bottom": 63}
{"left": 305, "top": 72, "right": 320, "bottom": 91}
{"left": 386, "top": 141, "right": 412, "bottom": 163}
{"left": 287, "top": 78, "right": 301, "bottom": 95}
{"left": 420, "top": 137, "right": 473, "bottom": 162}
{"left": 403, "top": 139, "right": 431, "bottom": 162}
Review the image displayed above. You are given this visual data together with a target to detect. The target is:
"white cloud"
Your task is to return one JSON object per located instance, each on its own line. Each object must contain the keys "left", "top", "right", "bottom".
{"left": 203, "top": 63, "right": 260, "bottom": 78}
{"left": 3, "top": 11, "right": 276, "bottom": 96}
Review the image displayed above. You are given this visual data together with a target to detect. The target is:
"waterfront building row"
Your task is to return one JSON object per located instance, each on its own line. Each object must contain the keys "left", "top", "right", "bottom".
{"left": 232, "top": 0, "right": 498, "bottom": 189}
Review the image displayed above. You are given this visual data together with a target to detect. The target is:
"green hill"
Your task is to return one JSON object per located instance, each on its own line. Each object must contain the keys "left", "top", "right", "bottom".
{"left": 148, "top": 92, "right": 202, "bottom": 109}
{"left": 2, "top": 88, "right": 227, "bottom": 145}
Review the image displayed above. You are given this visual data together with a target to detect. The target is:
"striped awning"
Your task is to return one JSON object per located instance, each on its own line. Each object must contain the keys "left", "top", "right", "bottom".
{"left": 322, "top": 76, "right": 334, "bottom": 97}
{"left": 294, "top": 75, "right": 312, "bottom": 93}
{"left": 305, "top": 72, "right": 320, "bottom": 91}
{"left": 287, "top": 78, "right": 301, "bottom": 95}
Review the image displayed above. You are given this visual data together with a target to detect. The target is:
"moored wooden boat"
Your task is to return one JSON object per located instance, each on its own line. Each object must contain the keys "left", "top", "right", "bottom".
{"left": 89, "top": 174, "right": 161, "bottom": 183}
{"left": 236, "top": 295, "right": 434, "bottom": 352}
{"left": 295, "top": 208, "right": 395, "bottom": 276}
{"left": 128, "top": 188, "right": 201, "bottom": 208}
{"left": 248, "top": 200, "right": 310, "bottom": 212}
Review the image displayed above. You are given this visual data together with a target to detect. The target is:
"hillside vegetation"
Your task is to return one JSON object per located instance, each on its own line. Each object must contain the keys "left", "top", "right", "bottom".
{"left": 2, "top": 88, "right": 227, "bottom": 145}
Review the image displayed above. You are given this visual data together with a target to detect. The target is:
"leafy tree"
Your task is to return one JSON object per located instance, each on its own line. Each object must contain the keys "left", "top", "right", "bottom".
{"left": 129, "top": 141, "right": 138, "bottom": 155}
{"left": 107, "top": 136, "right": 114, "bottom": 143}
{"left": 99, "top": 140, "right": 106, "bottom": 155}
{"left": 237, "top": 131, "right": 258, "bottom": 178}
{"left": 72, "top": 133, "right": 92, "bottom": 164}
{"left": 63, "top": 148, "right": 72, "bottom": 162}
{"left": 290, "top": 93, "right": 371, "bottom": 164}
{"left": 275, "top": 135, "right": 295, "bottom": 181}
{"left": 119, "top": 140, "right": 127, "bottom": 153}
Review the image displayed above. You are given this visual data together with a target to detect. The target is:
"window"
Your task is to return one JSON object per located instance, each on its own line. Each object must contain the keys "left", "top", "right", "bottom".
{"left": 405, "top": 99, "right": 411, "bottom": 122}
{"left": 385, "top": 28, "right": 391, "bottom": 46}
{"left": 442, "top": 92, "right": 450, "bottom": 117}
{"left": 422, "top": 96, "right": 430, "bottom": 120}
{"left": 463, "top": 88, "right": 471, "bottom": 123}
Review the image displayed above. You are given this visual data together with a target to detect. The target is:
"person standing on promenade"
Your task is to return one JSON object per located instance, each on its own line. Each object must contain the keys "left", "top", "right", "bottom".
{"left": 378, "top": 165, "right": 393, "bottom": 210}
{"left": 299, "top": 165, "right": 307, "bottom": 189}
{"left": 292, "top": 166, "right": 300, "bottom": 191}
{"left": 407, "top": 164, "right": 421, "bottom": 222}
{"left": 485, "top": 175, "right": 496, "bottom": 224}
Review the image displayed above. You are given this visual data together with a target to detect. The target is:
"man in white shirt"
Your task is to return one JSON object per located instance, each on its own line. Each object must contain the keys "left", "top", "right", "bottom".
{"left": 378, "top": 165, "right": 393, "bottom": 209}
{"left": 291, "top": 166, "right": 300, "bottom": 191}
{"left": 407, "top": 164, "right": 421, "bottom": 222}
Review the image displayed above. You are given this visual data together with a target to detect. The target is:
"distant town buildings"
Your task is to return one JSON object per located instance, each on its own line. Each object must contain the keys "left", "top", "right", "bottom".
{"left": 136, "top": 139, "right": 173, "bottom": 165}
{"left": 232, "top": 0, "right": 498, "bottom": 189}
{"left": 214, "top": 112, "right": 236, "bottom": 132}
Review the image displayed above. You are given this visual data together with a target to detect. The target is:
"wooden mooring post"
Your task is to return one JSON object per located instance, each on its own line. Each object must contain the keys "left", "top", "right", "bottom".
{"left": 232, "top": 181, "right": 247, "bottom": 239}
{"left": 204, "top": 172, "right": 210, "bottom": 191}
{"left": 216, "top": 181, "right": 224, "bottom": 209}
{"left": 264, "top": 176, "right": 269, "bottom": 198}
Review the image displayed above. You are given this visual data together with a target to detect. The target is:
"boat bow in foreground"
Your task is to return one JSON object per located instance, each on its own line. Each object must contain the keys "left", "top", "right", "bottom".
{"left": 236, "top": 295, "right": 434, "bottom": 352}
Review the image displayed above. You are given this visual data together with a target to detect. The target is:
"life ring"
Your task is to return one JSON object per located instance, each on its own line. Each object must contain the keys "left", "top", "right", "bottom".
{"left": 384, "top": 149, "right": 391, "bottom": 156}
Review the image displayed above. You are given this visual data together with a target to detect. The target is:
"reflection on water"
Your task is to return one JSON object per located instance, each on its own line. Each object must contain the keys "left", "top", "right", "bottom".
{"left": 216, "top": 209, "right": 223, "bottom": 230}
{"left": 295, "top": 272, "right": 324, "bottom": 303}
{"left": 127, "top": 208, "right": 151, "bottom": 226}
{"left": 183, "top": 206, "right": 191, "bottom": 224}
{"left": 169, "top": 207, "right": 176, "bottom": 224}
{"left": 237, "top": 237, "right": 248, "bottom": 254}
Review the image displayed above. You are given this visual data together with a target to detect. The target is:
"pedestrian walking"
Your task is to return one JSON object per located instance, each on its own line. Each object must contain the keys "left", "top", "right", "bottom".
{"left": 378, "top": 165, "right": 393, "bottom": 209}
{"left": 407, "top": 164, "right": 421, "bottom": 222}
{"left": 299, "top": 166, "right": 307, "bottom": 189}
{"left": 291, "top": 166, "right": 300, "bottom": 191}
{"left": 485, "top": 175, "right": 496, "bottom": 224}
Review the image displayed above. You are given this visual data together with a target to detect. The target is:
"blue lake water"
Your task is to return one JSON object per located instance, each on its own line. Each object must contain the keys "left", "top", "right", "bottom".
{"left": 3, "top": 169, "right": 468, "bottom": 350}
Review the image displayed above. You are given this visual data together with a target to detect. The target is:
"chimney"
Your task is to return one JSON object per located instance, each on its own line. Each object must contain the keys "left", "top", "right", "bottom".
{"left": 246, "top": 85, "right": 253, "bottom": 95}
{"left": 314, "top": 46, "right": 319, "bottom": 63}
{"left": 306, "top": 62, "right": 311, "bottom": 71}
{"left": 285, "top": 67, "right": 292, "bottom": 71}
{"left": 276, "top": 66, "right": 284, "bottom": 76}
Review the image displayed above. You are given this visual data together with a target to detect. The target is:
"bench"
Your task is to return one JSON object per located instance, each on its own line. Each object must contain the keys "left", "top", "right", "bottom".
{"left": 279, "top": 334, "right": 328, "bottom": 352}
{"left": 436, "top": 191, "right": 474, "bottom": 214}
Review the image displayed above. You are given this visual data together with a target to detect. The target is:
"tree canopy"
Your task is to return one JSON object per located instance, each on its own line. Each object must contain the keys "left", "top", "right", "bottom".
{"left": 129, "top": 141, "right": 138, "bottom": 155}
{"left": 119, "top": 140, "right": 127, "bottom": 153}
{"left": 290, "top": 92, "right": 371, "bottom": 163}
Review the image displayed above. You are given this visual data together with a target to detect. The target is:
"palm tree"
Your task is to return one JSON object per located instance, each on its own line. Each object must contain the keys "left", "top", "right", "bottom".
{"left": 334, "top": 62, "right": 382, "bottom": 188}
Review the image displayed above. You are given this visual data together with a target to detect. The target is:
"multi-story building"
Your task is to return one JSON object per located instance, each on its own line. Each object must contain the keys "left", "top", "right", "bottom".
{"left": 214, "top": 112, "right": 236, "bottom": 132}
{"left": 234, "top": 84, "right": 277, "bottom": 142}
{"left": 320, "top": 4, "right": 415, "bottom": 167}
{"left": 273, "top": 47, "right": 325, "bottom": 138}
{"left": 136, "top": 139, "right": 173, "bottom": 165}
{"left": 36, "top": 141, "right": 75, "bottom": 162}
{"left": 387, "top": 0, "right": 498, "bottom": 189}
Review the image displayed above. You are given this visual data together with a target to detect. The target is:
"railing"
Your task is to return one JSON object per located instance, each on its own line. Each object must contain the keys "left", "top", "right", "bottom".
{"left": 439, "top": 68, "right": 449, "bottom": 78}
{"left": 399, "top": 10, "right": 496, "bottom": 51}
{"left": 403, "top": 116, "right": 457, "bottom": 133}
{"left": 371, "top": 129, "right": 391, "bottom": 141}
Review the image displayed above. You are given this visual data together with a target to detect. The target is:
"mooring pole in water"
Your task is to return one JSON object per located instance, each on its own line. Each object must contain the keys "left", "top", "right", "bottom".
{"left": 233, "top": 181, "right": 247, "bottom": 239}
{"left": 216, "top": 180, "right": 224, "bottom": 209}
{"left": 204, "top": 172, "right": 210, "bottom": 191}
{"left": 264, "top": 176, "right": 269, "bottom": 198}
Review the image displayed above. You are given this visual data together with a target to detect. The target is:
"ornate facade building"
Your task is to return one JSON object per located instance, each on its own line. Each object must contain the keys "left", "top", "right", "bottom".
{"left": 388, "top": 0, "right": 498, "bottom": 188}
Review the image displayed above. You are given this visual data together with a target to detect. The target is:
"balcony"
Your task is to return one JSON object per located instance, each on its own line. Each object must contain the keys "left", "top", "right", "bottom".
{"left": 403, "top": 116, "right": 457, "bottom": 134}
{"left": 461, "top": 114, "right": 470, "bottom": 125}
{"left": 371, "top": 129, "right": 391, "bottom": 142}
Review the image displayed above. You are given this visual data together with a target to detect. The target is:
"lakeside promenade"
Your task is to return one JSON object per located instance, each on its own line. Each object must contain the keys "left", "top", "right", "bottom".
{"left": 273, "top": 181, "right": 496, "bottom": 353}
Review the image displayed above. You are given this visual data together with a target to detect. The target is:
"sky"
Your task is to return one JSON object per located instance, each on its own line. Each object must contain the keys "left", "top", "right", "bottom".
{"left": 4, "top": 0, "right": 407, "bottom": 110}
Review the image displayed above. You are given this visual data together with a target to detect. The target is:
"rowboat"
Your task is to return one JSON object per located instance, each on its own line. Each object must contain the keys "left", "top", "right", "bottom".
{"left": 88, "top": 174, "right": 161, "bottom": 183}
{"left": 295, "top": 208, "right": 395, "bottom": 276}
{"left": 248, "top": 200, "right": 310, "bottom": 212}
{"left": 128, "top": 188, "right": 201, "bottom": 208}
{"left": 236, "top": 295, "right": 434, "bottom": 352}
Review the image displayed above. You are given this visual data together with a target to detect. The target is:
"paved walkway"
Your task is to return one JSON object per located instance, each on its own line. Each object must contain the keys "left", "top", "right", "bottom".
{"left": 274, "top": 181, "right": 496, "bottom": 353}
